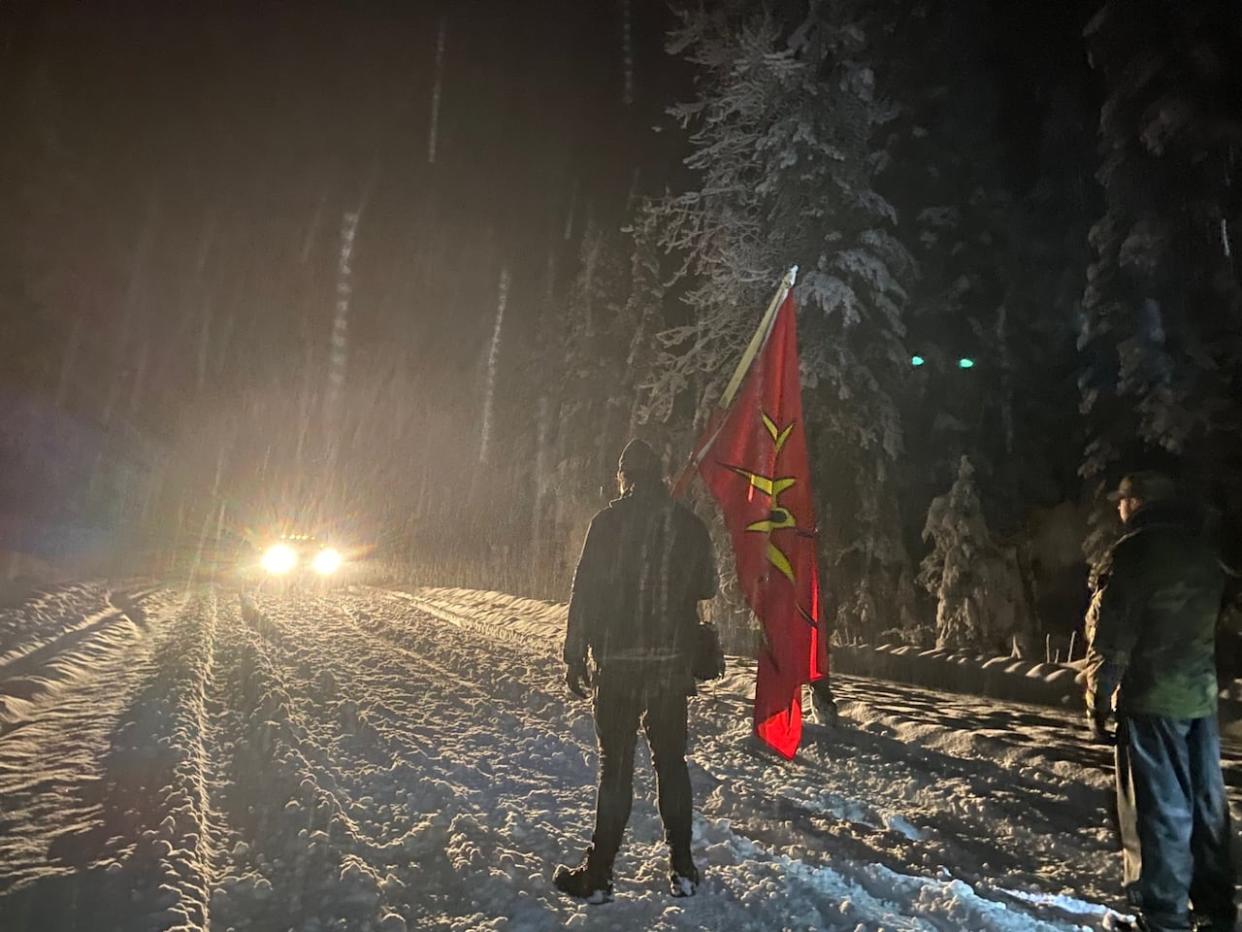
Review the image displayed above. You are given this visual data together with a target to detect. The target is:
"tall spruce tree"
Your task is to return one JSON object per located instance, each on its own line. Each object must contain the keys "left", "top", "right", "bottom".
{"left": 1080, "top": 0, "right": 1242, "bottom": 570}
{"left": 644, "top": 1, "right": 919, "bottom": 641}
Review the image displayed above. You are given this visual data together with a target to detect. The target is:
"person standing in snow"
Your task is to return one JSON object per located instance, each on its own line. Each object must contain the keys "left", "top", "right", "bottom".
{"left": 554, "top": 438, "right": 717, "bottom": 903}
{"left": 1085, "top": 471, "right": 1236, "bottom": 932}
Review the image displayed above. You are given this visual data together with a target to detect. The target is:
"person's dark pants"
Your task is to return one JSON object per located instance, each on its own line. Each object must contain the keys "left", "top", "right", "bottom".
{"left": 1115, "top": 714, "right": 1236, "bottom": 931}
{"left": 589, "top": 665, "right": 693, "bottom": 872}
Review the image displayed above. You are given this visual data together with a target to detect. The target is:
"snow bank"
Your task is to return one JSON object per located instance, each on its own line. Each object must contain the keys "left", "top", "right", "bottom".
{"left": 397, "top": 588, "right": 1242, "bottom": 731}
{"left": 396, "top": 587, "right": 1087, "bottom": 710}
{"left": 831, "top": 643, "right": 1085, "bottom": 708}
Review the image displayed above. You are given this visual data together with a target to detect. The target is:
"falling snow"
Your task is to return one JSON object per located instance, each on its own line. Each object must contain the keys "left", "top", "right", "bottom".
{"left": 478, "top": 267, "right": 509, "bottom": 465}
{"left": 428, "top": 16, "right": 447, "bottom": 165}
{"left": 621, "top": 0, "right": 635, "bottom": 106}
{"left": 329, "top": 210, "right": 358, "bottom": 414}
{"left": 1, "top": 4, "right": 1240, "bottom": 930}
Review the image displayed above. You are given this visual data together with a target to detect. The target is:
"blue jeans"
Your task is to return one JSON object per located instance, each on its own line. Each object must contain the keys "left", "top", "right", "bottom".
{"left": 1115, "top": 714, "right": 1236, "bottom": 931}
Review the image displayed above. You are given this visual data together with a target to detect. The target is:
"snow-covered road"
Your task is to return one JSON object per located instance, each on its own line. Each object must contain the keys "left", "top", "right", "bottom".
{"left": 1, "top": 583, "right": 1215, "bottom": 930}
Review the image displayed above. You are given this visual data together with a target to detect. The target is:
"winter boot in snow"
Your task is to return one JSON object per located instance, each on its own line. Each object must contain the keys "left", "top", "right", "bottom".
{"left": 553, "top": 851, "right": 614, "bottom": 904}
{"left": 811, "top": 680, "right": 839, "bottom": 727}
{"left": 669, "top": 850, "right": 700, "bottom": 897}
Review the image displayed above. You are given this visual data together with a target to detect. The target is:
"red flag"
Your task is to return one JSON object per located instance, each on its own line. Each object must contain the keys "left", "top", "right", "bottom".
{"left": 681, "top": 286, "right": 827, "bottom": 759}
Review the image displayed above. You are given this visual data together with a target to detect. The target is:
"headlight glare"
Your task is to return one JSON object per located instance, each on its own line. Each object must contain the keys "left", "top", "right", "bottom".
{"left": 261, "top": 543, "right": 298, "bottom": 575}
{"left": 312, "top": 547, "right": 343, "bottom": 576}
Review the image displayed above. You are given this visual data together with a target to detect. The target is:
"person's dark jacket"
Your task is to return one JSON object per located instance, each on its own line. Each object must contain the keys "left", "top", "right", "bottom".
{"left": 1086, "top": 500, "right": 1226, "bottom": 719}
{"left": 564, "top": 482, "right": 717, "bottom": 671}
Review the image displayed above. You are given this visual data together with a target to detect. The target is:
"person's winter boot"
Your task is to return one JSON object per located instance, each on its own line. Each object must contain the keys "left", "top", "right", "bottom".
{"left": 810, "top": 680, "right": 839, "bottom": 727}
{"left": 553, "top": 849, "right": 614, "bottom": 904}
{"left": 669, "top": 849, "right": 700, "bottom": 897}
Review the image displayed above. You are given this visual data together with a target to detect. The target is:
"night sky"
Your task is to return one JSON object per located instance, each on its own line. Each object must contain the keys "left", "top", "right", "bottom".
{"left": 0, "top": 0, "right": 686, "bottom": 438}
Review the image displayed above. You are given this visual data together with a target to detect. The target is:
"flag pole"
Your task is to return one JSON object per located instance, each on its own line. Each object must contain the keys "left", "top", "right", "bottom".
{"left": 671, "top": 266, "right": 798, "bottom": 497}
{"left": 719, "top": 266, "right": 798, "bottom": 409}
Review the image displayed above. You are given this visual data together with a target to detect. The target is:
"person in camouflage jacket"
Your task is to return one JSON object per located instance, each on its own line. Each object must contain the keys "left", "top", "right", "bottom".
{"left": 1085, "top": 472, "right": 1235, "bottom": 932}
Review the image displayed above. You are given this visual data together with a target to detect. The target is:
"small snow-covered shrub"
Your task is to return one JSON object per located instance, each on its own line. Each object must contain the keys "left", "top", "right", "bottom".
{"left": 919, "top": 456, "right": 1034, "bottom": 653}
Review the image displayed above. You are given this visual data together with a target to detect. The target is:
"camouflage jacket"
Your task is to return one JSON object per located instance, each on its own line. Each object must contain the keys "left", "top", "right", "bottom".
{"left": 1085, "top": 502, "right": 1226, "bottom": 719}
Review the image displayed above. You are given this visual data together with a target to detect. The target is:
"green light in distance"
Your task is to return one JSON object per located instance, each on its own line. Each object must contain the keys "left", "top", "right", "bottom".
{"left": 958, "top": 357, "right": 975, "bottom": 369}
{"left": 911, "top": 355, "right": 925, "bottom": 367}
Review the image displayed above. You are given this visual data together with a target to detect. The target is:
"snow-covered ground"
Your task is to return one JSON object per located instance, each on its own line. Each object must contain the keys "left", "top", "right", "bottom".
{"left": 1, "top": 583, "right": 1236, "bottom": 931}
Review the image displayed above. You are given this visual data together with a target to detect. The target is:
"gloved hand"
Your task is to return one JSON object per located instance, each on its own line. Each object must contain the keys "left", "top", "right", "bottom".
{"left": 566, "top": 662, "right": 593, "bottom": 700}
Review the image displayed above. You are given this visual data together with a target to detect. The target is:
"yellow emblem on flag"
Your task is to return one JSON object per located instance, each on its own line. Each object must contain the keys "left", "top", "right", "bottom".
{"left": 722, "top": 413, "right": 799, "bottom": 583}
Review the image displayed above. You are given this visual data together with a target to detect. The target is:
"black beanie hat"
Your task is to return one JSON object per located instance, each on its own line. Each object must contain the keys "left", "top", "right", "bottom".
{"left": 618, "top": 439, "right": 662, "bottom": 478}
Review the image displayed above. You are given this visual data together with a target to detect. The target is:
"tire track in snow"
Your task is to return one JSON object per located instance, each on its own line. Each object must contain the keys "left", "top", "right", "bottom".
{"left": 206, "top": 591, "right": 483, "bottom": 931}
{"left": 205, "top": 592, "right": 388, "bottom": 930}
{"left": 0, "top": 587, "right": 175, "bottom": 887}
{"left": 92, "top": 587, "right": 219, "bottom": 931}
{"left": 0, "top": 583, "right": 110, "bottom": 661}
{"left": 0, "top": 586, "right": 162, "bottom": 734}
{"left": 0, "top": 586, "right": 213, "bottom": 930}
{"left": 366, "top": 587, "right": 1128, "bottom": 930}
{"left": 236, "top": 593, "right": 437, "bottom": 843}
{"left": 0, "top": 583, "right": 1129, "bottom": 930}
{"left": 237, "top": 590, "right": 598, "bottom": 930}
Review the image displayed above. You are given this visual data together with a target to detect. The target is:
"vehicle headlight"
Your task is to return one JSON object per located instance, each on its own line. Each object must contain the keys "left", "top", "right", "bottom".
{"left": 261, "top": 543, "right": 298, "bottom": 575}
{"left": 312, "top": 547, "right": 343, "bottom": 576}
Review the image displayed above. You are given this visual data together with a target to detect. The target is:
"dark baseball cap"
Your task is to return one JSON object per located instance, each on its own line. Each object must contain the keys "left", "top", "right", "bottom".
{"left": 1108, "top": 471, "right": 1177, "bottom": 502}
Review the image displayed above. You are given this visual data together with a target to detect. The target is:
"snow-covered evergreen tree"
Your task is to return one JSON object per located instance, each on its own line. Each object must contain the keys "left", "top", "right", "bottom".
{"left": 547, "top": 219, "right": 664, "bottom": 480}
{"left": 643, "top": 0, "right": 919, "bottom": 641}
{"left": 1080, "top": 0, "right": 1242, "bottom": 570}
{"left": 503, "top": 216, "right": 671, "bottom": 593}
{"left": 919, "top": 456, "right": 1034, "bottom": 653}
